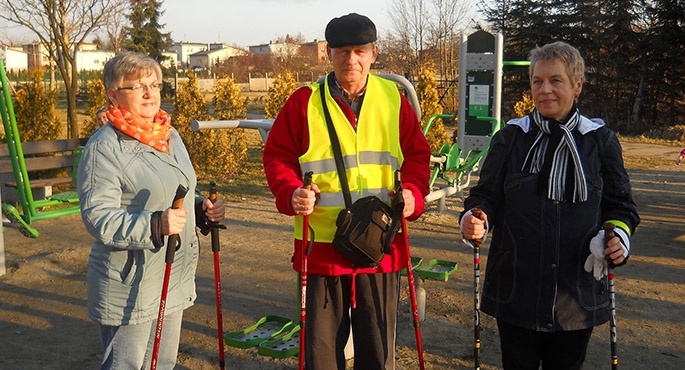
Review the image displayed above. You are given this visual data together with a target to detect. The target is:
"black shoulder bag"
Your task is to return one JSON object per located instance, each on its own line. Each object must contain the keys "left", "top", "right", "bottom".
{"left": 319, "top": 83, "right": 404, "bottom": 268}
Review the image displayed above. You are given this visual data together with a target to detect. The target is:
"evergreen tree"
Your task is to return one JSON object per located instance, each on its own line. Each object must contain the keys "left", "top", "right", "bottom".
{"left": 645, "top": 0, "right": 685, "bottom": 127}
{"left": 476, "top": 0, "right": 685, "bottom": 130}
{"left": 264, "top": 70, "right": 299, "bottom": 119}
{"left": 13, "top": 69, "right": 62, "bottom": 141}
{"left": 416, "top": 62, "right": 449, "bottom": 152}
{"left": 122, "top": 0, "right": 173, "bottom": 65}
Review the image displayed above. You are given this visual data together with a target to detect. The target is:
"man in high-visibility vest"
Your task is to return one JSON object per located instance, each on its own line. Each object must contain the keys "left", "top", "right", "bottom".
{"left": 263, "top": 12, "right": 431, "bottom": 370}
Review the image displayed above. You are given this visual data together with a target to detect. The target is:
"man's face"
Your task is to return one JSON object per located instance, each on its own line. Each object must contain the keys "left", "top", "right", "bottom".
{"left": 327, "top": 43, "right": 379, "bottom": 87}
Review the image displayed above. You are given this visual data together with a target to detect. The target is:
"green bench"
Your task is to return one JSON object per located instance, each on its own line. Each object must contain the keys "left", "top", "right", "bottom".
{"left": 0, "top": 59, "right": 85, "bottom": 238}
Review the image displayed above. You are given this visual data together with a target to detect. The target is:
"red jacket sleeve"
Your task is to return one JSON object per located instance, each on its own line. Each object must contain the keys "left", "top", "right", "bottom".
{"left": 397, "top": 95, "right": 432, "bottom": 220}
{"left": 263, "top": 87, "right": 313, "bottom": 216}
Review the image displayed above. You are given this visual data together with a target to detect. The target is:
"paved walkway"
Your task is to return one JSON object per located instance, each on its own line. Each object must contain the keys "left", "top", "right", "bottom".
{"left": 620, "top": 141, "right": 682, "bottom": 160}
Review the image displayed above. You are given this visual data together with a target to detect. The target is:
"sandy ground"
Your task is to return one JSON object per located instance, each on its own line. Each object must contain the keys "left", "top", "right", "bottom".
{"left": 0, "top": 141, "right": 683, "bottom": 370}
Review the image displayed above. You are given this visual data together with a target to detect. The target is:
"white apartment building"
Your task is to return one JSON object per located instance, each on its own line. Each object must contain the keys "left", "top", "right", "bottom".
{"left": 188, "top": 44, "right": 247, "bottom": 69}
{"left": 169, "top": 41, "right": 208, "bottom": 68}
{"left": 0, "top": 46, "right": 28, "bottom": 71}
{"left": 22, "top": 42, "right": 113, "bottom": 71}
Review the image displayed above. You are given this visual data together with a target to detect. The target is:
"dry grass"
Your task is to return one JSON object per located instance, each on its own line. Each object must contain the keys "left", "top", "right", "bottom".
{"left": 618, "top": 124, "right": 685, "bottom": 147}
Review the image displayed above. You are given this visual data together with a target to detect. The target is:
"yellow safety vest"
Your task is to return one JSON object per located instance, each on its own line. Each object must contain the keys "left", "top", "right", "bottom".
{"left": 294, "top": 74, "right": 404, "bottom": 242}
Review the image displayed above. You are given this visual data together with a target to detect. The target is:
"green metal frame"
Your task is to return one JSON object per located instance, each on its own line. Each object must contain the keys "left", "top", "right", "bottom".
{"left": 424, "top": 114, "right": 500, "bottom": 195}
{"left": 0, "top": 60, "right": 81, "bottom": 237}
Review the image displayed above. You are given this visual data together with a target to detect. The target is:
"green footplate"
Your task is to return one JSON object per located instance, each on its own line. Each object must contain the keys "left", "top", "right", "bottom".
{"left": 48, "top": 191, "right": 79, "bottom": 202}
{"left": 257, "top": 324, "right": 301, "bottom": 358}
{"left": 400, "top": 256, "right": 424, "bottom": 275}
{"left": 224, "top": 315, "right": 293, "bottom": 348}
{"left": 415, "top": 259, "right": 458, "bottom": 281}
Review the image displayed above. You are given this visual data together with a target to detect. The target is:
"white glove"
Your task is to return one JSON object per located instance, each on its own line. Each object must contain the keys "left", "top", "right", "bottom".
{"left": 584, "top": 230, "right": 607, "bottom": 281}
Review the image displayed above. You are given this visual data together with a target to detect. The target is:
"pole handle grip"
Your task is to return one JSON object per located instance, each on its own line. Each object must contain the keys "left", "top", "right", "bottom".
{"left": 603, "top": 222, "right": 616, "bottom": 268}
{"left": 303, "top": 171, "right": 313, "bottom": 190}
{"left": 166, "top": 185, "right": 189, "bottom": 263}
{"left": 209, "top": 181, "right": 218, "bottom": 203}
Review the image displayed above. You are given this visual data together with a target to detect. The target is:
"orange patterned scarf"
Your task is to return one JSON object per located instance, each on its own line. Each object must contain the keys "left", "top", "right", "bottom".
{"left": 106, "top": 106, "right": 173, "bottom": 154}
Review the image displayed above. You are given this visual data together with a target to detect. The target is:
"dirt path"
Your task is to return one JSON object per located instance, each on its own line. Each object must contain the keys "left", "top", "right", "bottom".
{"left": 1, "top": 142, "right": 683, "bottom": 369}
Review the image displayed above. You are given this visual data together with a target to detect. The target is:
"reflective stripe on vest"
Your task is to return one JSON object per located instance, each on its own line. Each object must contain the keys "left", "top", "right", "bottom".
{"left": 294, "top": 74, "right": 403, "bottom": 242}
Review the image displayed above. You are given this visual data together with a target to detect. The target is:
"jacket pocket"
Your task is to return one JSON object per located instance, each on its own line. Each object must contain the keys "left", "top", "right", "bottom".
{"left": 578, "top": 259, "right": 610, "bottom": 310}
{"left": 116, "top": 250, "right": 144, "bottom": 286}
{"left": 483, "top": 248, "right": 515, "bottom": 304}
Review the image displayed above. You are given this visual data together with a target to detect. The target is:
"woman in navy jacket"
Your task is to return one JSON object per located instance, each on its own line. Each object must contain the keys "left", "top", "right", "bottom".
{"left": 460, "top": 41, "right": 639, "bottom": 370}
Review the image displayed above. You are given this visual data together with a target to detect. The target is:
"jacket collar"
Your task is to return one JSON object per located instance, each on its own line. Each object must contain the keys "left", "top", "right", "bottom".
{"left": 507, "top": 114, "right": 605, "bottom": 135}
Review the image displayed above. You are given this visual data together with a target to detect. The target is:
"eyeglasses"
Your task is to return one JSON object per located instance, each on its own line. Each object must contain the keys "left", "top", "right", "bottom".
{"left": 117, "top": 82, "right": 163, "bottom": 93}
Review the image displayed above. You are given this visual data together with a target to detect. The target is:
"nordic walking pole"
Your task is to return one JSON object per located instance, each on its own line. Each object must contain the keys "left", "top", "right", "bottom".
{"left": 395, "top": 171, "right": 426, "bottom": 370}
{"left": 209, "top": 182, "right": 227, "bottom": 370}
{"left": 603, "top": 222, "right": 618, "bottom": 370}
{"left": 151, "top": 184, "right": 189, "bottom": 370}
{"left": 470, "top": 208, "right": 484, "bottom": 370}
{"left": 298, "top": 171, "right": 314, "bottom": 370}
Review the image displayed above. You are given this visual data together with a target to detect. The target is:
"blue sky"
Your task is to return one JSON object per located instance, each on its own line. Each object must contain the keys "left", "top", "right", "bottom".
{"left": 162, "top": 0, "right": 394, "bottom": 47}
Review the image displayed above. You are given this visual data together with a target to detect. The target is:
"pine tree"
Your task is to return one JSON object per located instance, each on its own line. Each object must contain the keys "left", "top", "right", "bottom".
{"left": 13, "top": 69, "right": 62, "bottom": 141}
{"left": 264, "top": 70, "right": 299, "bottom": 119}
{"left": 122, "top": 0, "right": 173, "bottom": 65}
{"left": 416, "top": 62, "right": 449, "bottom": 152}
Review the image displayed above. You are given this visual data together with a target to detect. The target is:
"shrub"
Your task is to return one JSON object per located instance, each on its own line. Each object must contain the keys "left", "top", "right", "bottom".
{"left": 174, "top": 73, "right": 249, "bottom": 179}
{"left": 513, "top": 92, "right": 534, "bottom": 118}
{"left": 264, "top": 70, "right": 299, "bottom": 119}
{"left": 416, "top": 63, "right": 449, "bottom": 152}
{"left": 12, "top": 69, "right": 63, "bottom": 141}
{"left": 81, "top": 79, "right": 107, "bottom": 137}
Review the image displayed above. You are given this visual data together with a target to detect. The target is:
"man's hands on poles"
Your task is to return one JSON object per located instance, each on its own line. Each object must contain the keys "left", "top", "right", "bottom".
{"left": 584, "top": 229, "right": 627, "bottom": 280}
{"left": 388, "top": 188, "right": 415, "bottom": 218}
{"left": 202, "top": 198, "right": 226, "bottom": 224}
{"left": 292, "top": 183, "right": 320, "bottom": 216}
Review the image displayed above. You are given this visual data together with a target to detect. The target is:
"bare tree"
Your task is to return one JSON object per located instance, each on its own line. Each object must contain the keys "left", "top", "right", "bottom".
{"left": 387, "top": 0, "right": 430, "bottom": 80}
{"left": 0, "top": 0, "right": 128, "bottom": 139}
{"left": 104, "top": 3, "right": 129, "bottom": 52}
{"left": 386, "top": 0, "right": 475, "bottom": 111}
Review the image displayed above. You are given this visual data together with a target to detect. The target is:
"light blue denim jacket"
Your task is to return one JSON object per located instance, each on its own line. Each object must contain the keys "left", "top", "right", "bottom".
{"left": 78, "top": 124, "right": 200, "bottom": 326}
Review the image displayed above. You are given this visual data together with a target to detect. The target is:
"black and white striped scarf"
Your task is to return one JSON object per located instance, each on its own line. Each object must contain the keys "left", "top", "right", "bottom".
{"left": 522, "top": 108, "right": 588, "bottom": 203}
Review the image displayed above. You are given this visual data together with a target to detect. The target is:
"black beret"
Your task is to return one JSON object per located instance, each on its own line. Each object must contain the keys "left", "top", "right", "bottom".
{"left": 325, "top": 13, "right": 377, "bottom": 48}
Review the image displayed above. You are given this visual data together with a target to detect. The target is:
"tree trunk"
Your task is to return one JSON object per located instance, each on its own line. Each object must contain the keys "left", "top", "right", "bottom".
{"left": 66, "top": 60, "right": 80, "bottom": 139}
{"left": 630, "top": 54, "right": 647, "bottom": 132}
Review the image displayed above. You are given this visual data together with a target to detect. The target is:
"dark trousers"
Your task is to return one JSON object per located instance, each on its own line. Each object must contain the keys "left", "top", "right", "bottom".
{"left": 497, "top": 319, "right": 593, "bottom": 370}
{"left": 305, "top": 272, "right": 400, "bottom": 370}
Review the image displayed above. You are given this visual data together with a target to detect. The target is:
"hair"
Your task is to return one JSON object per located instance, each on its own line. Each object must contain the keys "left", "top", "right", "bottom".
{"left": 103, "top": 50, "right": 162, "bottom": 91}
{"left": 96, "top": 107, "right": 108, "bottom": 115}
{"left": 528, "top": 41, "right": 585, "bottom": 83}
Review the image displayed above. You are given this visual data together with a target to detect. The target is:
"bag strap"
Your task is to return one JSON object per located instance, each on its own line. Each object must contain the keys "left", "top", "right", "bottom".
{"left": 320, "top": 82, "right": 353, "bottom": 209}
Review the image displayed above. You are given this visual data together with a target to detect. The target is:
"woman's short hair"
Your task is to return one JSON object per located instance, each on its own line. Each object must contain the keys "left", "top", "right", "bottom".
{"left": 528, "top": 41, "right": 585, "bottom": 83}
{"left": 103, "top": 51, "right": 162, "bottom": 91}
